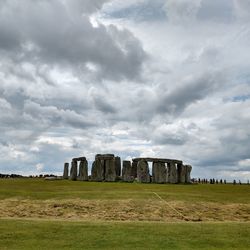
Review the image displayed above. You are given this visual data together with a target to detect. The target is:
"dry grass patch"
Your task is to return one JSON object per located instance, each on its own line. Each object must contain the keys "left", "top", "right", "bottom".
{"left": 1, "top": 198, "right": 249, "bottom": 222}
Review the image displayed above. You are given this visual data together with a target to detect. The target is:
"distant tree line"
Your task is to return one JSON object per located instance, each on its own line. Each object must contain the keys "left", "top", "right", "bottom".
{"left": 0, "top": 173, "right": 57, "bottom": 178}
{"left": 192, "top": 178, "right": 250, "bottom": 185}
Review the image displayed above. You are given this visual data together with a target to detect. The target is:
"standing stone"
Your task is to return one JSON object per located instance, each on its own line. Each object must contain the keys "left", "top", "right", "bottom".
{"left": 122, "top": 161, "right": 133, "bottom": 182}
{"left": 78, "top": 160, "right": 88, "bottom": 181}
{"left": 177, "top": 163, "right": 186, "bottom": 183}
{"left": 91, "top": 161, "right": 96, "bottom": 181}
{"left": 152, "top": 162, "right": 167, "bottom": 183}
{"left": 167, "top": 161, "right": 177, "bottom": 184}
{"left": 165, "top": 165, "right": 169, "bottom": 183}
{"left": 91, "top": 159, "right": 103, "bottom": 181}
{"left": 115, "top": 156, "right": 121, "bottom": 177}
{"left": 63, "top": 162, "right": 69, "bottom": 179}
{"left": 70, "top": 160, "right": 77, "bottom": 181}
{"left": 131, "top": 161, "right": 137, "bottom": 178}
{"left": 105, "top": 158, "right": 116, "bottom": 182}
{"left": 185, "top": 165, "right": 192, "bottom": 183}
{"left": 137, "top": 160, "right": 150, "bottom": 183}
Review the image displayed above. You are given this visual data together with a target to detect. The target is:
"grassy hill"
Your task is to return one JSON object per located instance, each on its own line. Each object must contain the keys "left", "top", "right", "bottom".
{"left": 0, "top": 179, "right": 249, "bottom": 249}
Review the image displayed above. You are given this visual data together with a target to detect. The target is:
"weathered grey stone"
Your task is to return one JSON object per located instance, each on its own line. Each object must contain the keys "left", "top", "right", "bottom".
{"left": 63, "top": 162, "right": 69, "bottom": 179}
{"left": 115, "top": 156, "right": 121, "bottom": 177}
{"left": 70, "top": 161, "right": 77, "bottom": 181}
{"left": 185, "top": 165, "right": 192, "bottom": 183}
{"left": 152, "top": 162, "right": 167, "bottom": 183}
{"left": 167, "top": 161, "right": 177, "bottom": 184}
{"left": 131, "top": 161, "right": 137, "bottom": 178}
{"left": 177, "top": 163, "right": 186, "bottom": 183}
{"left": 122, "top": 160, "right": 134, "bottom": 182}
{"left": 105, "top": 158, "right": 116, "bottom": 182}
{"left": 137, "top": 160, "right": 150, "bottom": 183}
{"left": 78, "top": 160, "right": 88, "bottom": 181}
{"left": 72, "top": 157, "right": 86, "bottom": 162}
{"left": 95, "top": 154, "right": 115, "bottom": 160}
{"left": 133, "top": 157, "right": 182, "bottom": 165}
{"left": 91, "top": 159, "right": 104, "bottom": 181}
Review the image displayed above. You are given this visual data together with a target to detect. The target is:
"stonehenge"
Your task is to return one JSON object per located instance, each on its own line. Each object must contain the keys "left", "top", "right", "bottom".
{"left": 64, "top": 154, "right": 192, "bottom": 184}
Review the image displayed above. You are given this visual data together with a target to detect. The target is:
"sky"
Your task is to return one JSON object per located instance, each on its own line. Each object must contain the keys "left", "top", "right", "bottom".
{"left": 0, "top": 0, "right": 250, "bottom": 181}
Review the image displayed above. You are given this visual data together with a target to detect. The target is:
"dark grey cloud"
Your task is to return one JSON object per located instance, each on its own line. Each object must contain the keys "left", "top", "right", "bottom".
{"left": 0, "top": 0, "right": 146, "bottom": 81}
{"left": 23, "top": 100, "right": 96, "bottom": 129}
{"left": 93, "top": 96, "right": 116, "bottom": 114}
{"left": 157, "top": 71, "right": 221, "bottom": 115}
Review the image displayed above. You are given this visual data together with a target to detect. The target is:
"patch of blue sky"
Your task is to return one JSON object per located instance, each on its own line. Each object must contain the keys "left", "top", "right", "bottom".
{"left": 103, "top": 1, "right": 166, "bottom": 22}
{"left": 232, "top": 95, "right": 250, "bottom": 102}
{"left": 197, "top": 0, "right": 234, "bottom": 22}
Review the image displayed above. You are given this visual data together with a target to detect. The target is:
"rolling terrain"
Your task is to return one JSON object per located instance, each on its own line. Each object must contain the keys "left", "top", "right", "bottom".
{"left": 0, "top": 179, "right": 249, "bottom": 249}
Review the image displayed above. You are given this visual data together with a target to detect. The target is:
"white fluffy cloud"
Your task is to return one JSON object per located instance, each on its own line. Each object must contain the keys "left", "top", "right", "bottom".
{"left": 164, "top": 0, "right": 202, "bottom": 23}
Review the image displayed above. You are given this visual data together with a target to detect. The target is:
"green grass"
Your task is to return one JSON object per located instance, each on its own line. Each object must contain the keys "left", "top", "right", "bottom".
{"left": 0, "top": 178, "right": 249, "bottom": 203}
{"left": 0, "top": 219, "right": 249, "bottom": 250}
{"left": 0, "top": 179, "right": 250, "bottom": 249}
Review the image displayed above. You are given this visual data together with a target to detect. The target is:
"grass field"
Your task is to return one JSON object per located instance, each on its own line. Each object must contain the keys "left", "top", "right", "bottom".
{"left": 0, "top": 179, "right": 249, "bottom": 249}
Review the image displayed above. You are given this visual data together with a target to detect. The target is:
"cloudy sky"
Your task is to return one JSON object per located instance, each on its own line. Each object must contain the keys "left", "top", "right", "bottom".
{"left": 1, "top": 0, "right": 250, "bottom": 181}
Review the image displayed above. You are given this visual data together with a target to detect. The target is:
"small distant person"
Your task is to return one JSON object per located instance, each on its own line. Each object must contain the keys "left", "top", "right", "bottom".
{"left": 233, "top": 180, "right": 236, "bottom": 185}
{"left": 239, "top": 180, "right": 241, "bottom": 185}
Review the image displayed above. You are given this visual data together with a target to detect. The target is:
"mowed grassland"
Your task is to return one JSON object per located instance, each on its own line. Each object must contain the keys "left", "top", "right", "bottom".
{"left": 0, "top": 178, "right": 250, "bottom": 249}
